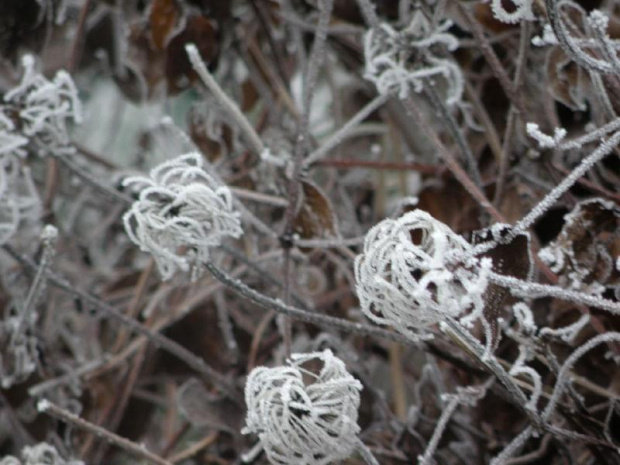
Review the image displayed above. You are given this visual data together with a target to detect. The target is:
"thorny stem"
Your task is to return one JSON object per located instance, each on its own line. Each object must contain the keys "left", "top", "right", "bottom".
{"left": 1, "top": 244, "right": 237, "bottom": 399}
{"left": 37, "top": 399, "right": 173, "bottom": 465}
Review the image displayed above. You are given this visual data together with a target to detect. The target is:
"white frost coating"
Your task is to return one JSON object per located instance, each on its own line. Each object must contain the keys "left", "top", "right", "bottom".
{"left": 540, "top": 313, "right": 590, "bottom": 343}
{"left": 526, "top": 123, "right": 567, "bottom": 149}
{"left": 354, "top": 210, "right": 492, "bottom": 341}
{"left": 243, "top": 350, "right": 363, "bottom": 465}
{"left": 123, "top": 152, "right": 243, "bottom": 280}
{"left": 4, "top": 55, "right": 82, "bottom": 154}
{"left": 363, "top": 11, "right": 463, "bottom": 104}
{"left": 0, "top": 167, "right": 41, "bottom": 246}
{"left": 37, "top": 399, "right": 51, "bottom": 412}
{"left": 490, "top": 0, "right": 534, "bottom": 24}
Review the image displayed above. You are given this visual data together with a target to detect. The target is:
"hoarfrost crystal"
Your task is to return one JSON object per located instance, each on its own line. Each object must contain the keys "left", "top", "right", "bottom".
{"left": 123, "top": 152, "right": 243, "bottom": 280}
{"left": 243, "top": 350, "right": 362, "bottom": 465}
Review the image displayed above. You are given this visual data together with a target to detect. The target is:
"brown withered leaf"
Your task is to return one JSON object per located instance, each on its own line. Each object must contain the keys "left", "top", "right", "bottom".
{"left": 546, "top": 47, "right": 587, "bottom": 111}
{"left": 472, "top": 224, "right": 533, "bottom": 349}
{"left": 165, "top": 15, "right": 219, "bottom": 94}
{"left": 149, "top": 0, "right": 180, "bottom": 51}
{"left": 540, "top": 198, "right": 620, "bottom": 291}
{"left": 293, "top": 180, "right": 339, "bottom": 244}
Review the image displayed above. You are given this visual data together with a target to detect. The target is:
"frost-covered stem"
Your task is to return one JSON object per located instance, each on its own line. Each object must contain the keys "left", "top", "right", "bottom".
{"left": 13, "top": 227, "right": 57, "bottom": 342}
{"left": 214, "top": 291, "right": 239, "bottom": 361}
{"left": 305, "top": 93, "right": 390, "bottom": 166}
{"left": 357, "top": 439, "right": 380, "bottom": 465}
{"left": 456, "top": 2, "right": 527, "bottom": 117}
{"left": 557, "top": 117, "right": 620, "bottom": 150}
{"left": 489, "top": 272, "right": 620, "bottom": 314}
{"left": 515, "top": 129, "right": 620, "bottom": 233}
{"left": 424, "top": 87, "right": 483, "bottom": 188}
{"left": 490, "top": 426, "right": 534, "bottom": 465}
{"left": 464, "top": 80, "right": 503, "bottom": 163}
{"left": 418, "top": 395, "right": 460, "bottom": 465}
{"left": 442, "top": 319, "right": 542, "bottom": 428}
{"left": 355, "top": 0, "right": 381, "bottom": 29}
{"left": 37, "top": 399, "right": 172, "bottom": 465}
{"left": 203, "top": 261, "right": 422, "bottom": 346}
{"left": 1, "top": 244, "right": 236, "bottom": 397}
{"left": 54, "top": 152, "right": 133, "bottom": 203}
{"left": 543, "top": 333, "right": 620, "bottom": 421}
{"left": 401, "top": 97, "right": 504, "bottom": 222}
{"left": 186, "top": 44, "right": 265, "bottom": 156}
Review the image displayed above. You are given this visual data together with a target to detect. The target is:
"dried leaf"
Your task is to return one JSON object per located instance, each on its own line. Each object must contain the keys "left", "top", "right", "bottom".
{"left": 540, "top": 198, "right": 620, "bottom": 292}
{"left": 149, "top": 0, "right": 180, "bottom": 51}
{"left": 293, "top": 180, "right": 339, "bottom": 244}
{"left": 472, "top": 224, "right": 533, "bottom": 347}
{"left": 165, "top": 15, "right": 219, "bottom": 94}
{"left": 546, "top": 47, "right": 587, "bottom": 111}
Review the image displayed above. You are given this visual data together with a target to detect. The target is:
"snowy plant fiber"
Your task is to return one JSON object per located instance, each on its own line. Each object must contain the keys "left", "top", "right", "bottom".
{"left": 123, "top": 152, "right": 242, "bottom": 280}
{"left": 243, "top": 350, "right": 363, "bottom": 465}
{"left": 355, "top": 210, "right": 492, "bottom": 341}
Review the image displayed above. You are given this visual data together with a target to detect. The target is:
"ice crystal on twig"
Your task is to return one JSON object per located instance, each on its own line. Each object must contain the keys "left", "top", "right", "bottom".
{"left": 363, "top": 11, "right": 463, "bottom": 103}
{"left": 243, "top": 350, "right": 363, "bottom": 465}
{"left": 123, "top": 152, "right": 243, "bottom": 280}
{"left": 355, "top": 210, "right": 492, "bottom": 341}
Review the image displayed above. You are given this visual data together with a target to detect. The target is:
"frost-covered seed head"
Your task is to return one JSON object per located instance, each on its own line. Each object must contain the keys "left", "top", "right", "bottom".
{"left": 243, "top": 350, "right": 363, "bottom": 465}
{"left": 355, "top": 210, "right": 492, "bottom": 341}
{"left": 123, "top": 152, "right": 243, "bottom": 280}
{"left": 363, "top": 11, "right": 463, "bottom": 103}
{"left": 4, "top": 55, "right": 82, "bottom": 154}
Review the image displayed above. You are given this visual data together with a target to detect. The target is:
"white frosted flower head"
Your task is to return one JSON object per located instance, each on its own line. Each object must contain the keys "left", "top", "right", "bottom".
{"left": 123, "top": 152, "right": 243, "bottom": 280}
{"left": 355, "top": 210, "right": 492, "bottom": 341}
{"left": 363, "top": 11, "right": 463, "bottom": 104}
{"left": 243, "top": 350, "right": 363, "bottom": 465}
{"left": 4, "top": 54, "right": 82, "bottom": 154}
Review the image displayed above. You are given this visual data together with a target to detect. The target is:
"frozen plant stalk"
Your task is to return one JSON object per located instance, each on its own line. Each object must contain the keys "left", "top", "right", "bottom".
{"left": 243, "top": 350, "right": 363, "bottom": 465}
{"left": 123, "top": 152, "right": 243, "bottom": 280}
{"left": 355, "top": 210, "right": 492, "bottom": 341}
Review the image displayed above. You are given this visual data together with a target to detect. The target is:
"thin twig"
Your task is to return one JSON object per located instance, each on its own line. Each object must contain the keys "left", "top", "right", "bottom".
{"left": 37, "top": 399, "right": 172, "bottom": 465}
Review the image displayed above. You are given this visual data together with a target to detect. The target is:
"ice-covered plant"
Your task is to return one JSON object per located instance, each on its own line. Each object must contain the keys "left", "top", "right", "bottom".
{"left": 243, "top": 349, "right": 363, "bottom": 465}
{"left": 3, "top": 54, "right": 82, "bottom": 155}
{"left": 363, "top": 10, "right": 463, "bottom": 103}
{"left": 123, "top": 152, "right": 243, "bottom": 280}
{"left": 355, "top": 210, "right": 492, "bottom": 341}
{"left": 490, "top": 0, "right": 535, "bottom": 24}
{"left": 0, "top": 442, "right": 83, "bottom": 465}
{"left": 0, "top": 166, "right": 41, "bottom": 246}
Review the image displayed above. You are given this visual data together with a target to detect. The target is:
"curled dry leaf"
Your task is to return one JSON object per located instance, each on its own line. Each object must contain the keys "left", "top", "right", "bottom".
{"left": 539, "top": 198, "right": 620, "bottom": 294}
{"left": 546, "top": 46, "right": 587, "bottom": 111}
{"left": 292, "top": 180, "right": 339, "bottom": 245}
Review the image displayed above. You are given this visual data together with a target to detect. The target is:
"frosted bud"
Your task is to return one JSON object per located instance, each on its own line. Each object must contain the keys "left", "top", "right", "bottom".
{"left": 355, "top": 210, "right": 491, "bottom": 341}
{"left": 123, "top": 152, "right": 243, "bottom": 280}
{"left": 243, "top": 350, "right": 363, "bottom": 465}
